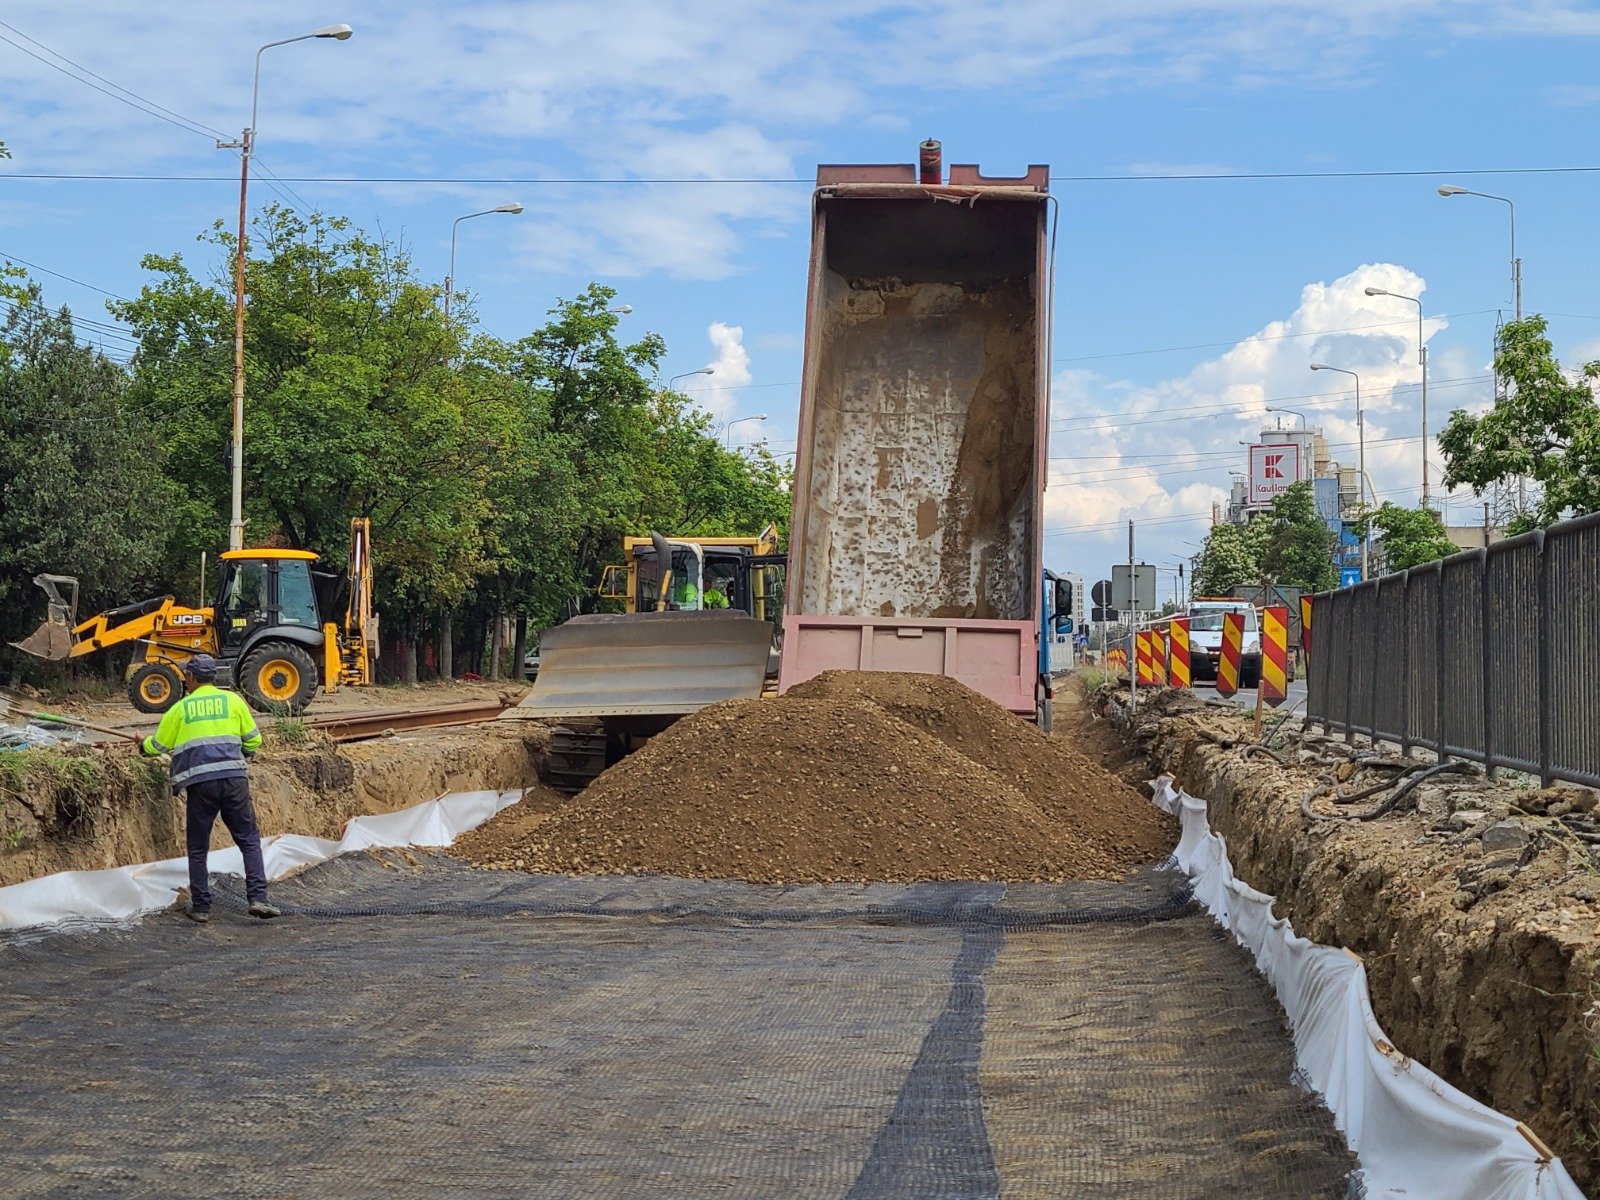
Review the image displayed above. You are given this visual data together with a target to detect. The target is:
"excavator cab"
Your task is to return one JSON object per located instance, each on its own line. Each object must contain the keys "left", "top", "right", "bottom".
{"left": 209, "top": 550, "right": 328, "bottom": 711}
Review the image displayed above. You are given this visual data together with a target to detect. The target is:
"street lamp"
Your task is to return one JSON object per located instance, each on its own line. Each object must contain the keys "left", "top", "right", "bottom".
{"left": 1264, "top": 405, "right": 1308, "bottom": 429}
{"left": 724, "top": 414, "right": 768, "bottom": 448}
{"left": 1310, "top": 363, "right": 1368, "bottom": 580}
{"left": 610, "top": 305, "right": 633, "bottom": 315}
{"left": 223, "top": 23, "right": 354, "bottom": 551}
{"left": 1364, "top": 286, "right": 1429, "bottom": 508}
{"left": 667, "top": 367, "right": 714, "bottom": 390}
{"left": 1438, "top": 185, "right": 1520, "bottom": 320}
{"left": 444, "top": 203, "right": 524, "bottom": 323}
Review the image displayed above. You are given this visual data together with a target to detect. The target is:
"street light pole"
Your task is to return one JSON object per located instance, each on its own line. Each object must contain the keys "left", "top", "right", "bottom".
{"left": 1264, "top": 405, "right": 1309, "bottom": 429}
{"left": 1311, "top": 364, "right": 1366, "bottom": 580}
{"left": 1438, "top": 185, "right": 1520, "bottom": 321}
{"left": 444, "top": 203, "right": 524, "bottom": 324}
{"left": 1440, "top": 184, "right": 1525, "bottom": 512}
{"left": 667, "top": 367, "right": 714, "bottom": 390}
{"left": 223, "top": 23, "right": 353, "bottom": 551}
{"left": 1364, "top": 286, "right": 1428, "bottom": 508}
{"left": 723, "top": 414, "right": 768, "bottom": 448}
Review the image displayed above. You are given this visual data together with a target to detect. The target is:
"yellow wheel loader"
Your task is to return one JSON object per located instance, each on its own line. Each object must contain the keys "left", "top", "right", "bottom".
{"left": 508, "top": 526, "right": 786, "bottom": 791}
{"left": 11, "top": 518, "right": 378, "bottom": 716}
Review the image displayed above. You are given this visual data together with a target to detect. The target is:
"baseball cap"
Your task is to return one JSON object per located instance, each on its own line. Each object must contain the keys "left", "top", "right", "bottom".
{"left": 184, "top": 653, "right": 219, "bottom": 681}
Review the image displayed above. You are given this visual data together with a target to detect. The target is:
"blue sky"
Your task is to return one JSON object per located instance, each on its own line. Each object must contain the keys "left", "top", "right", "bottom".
{"left": 4, "top": 1, "right": 1600, "bottom": 589}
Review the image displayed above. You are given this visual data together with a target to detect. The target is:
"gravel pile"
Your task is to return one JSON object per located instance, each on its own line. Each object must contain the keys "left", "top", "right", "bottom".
{"left": 453, "top": 672, "right": 1175, "bottom": 884}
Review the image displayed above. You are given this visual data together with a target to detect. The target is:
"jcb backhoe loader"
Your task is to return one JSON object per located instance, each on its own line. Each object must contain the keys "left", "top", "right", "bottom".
{"left": 11, "top": 518, "right": 378, "bottom": 716}
{"left": 506, "top": 527, "right": 785, "bottom": 790}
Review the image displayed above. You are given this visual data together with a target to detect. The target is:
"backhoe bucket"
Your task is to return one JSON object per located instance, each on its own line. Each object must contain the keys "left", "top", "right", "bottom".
{"left": 10, "top": 575, "right": 79, "bottom": 661}
{"left": 504, "top": 610, "right": 772, "bottom": 720}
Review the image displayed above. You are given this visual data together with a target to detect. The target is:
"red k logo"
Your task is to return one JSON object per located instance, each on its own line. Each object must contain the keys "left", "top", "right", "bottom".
{"left": 1263, "top": 453, "right": 1285, "bottom": 479}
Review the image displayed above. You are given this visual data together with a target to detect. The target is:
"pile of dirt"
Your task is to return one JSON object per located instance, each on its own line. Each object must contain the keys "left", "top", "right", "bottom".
{"left": 454, "top": 672, "right": 1175, "bottom": 884}
{"left": 789, "top": 671, "right": 1173, "bottom": 866}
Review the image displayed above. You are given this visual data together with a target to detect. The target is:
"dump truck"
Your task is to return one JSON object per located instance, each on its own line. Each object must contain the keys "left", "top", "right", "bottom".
{"left": 777, "top": 142, "right": 1055, "bottom": 726}
{"left": 11, "top": 518, "right": 377, "bottom": 715}
{"left": 506, "top": 530, "right": 784, "bottom": 791}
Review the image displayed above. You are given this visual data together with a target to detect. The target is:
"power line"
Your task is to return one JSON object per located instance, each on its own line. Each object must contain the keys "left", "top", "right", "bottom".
{"left": 1050, "top": 373, "right": 1494, "bottom": 432}
{"left": 8, "top": 163, "right": 1600, "bottom": 185}
{"left": 0, "top": 22, "right": 223, "bottom": 141}
{"left": 1054, "top": 310, "right": 1498, "bottom": 365}
{"left": 252, "top": 157, "right": 317, "bottom": 215}
{"left": 0, "top": 248, "right": 129, "bottom": 300}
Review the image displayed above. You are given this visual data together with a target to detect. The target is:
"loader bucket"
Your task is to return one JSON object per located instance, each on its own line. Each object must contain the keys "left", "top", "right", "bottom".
{"left": 10, "top": 575, "right": 79, "bottom": 661}
{"left": 504, "top": 610, "right": 773, "bottom": 720}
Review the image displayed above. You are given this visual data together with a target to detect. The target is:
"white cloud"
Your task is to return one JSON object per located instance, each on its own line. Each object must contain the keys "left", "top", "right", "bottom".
{"left": 1044, "top": 263, "right": 1496, "bottom": 578}
{"left": 4, "top": 1, "right": 1598, "bottom": 283}
{"left": 682, "top": 321, "right": 753, "bottom": 426}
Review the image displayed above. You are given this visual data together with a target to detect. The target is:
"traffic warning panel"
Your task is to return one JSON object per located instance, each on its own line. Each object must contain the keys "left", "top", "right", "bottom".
{"left": 1107, "top": 646, "right": 1127, "bottom": 671}
{"left": 1216, "top": 612, "right": 1244, "bottom": 698}
{"left": 1151, "top": 628, "right": 1168, "bottom": 686}
{"left": 1299, "top": 595, "right": 1313, "bottom": 663}
{"left": 1261, "top": 605, "right": 1289, "bottom": 707}
{"left": 1135, "top": 630, "right": 1155, "bottom": 686}
{"left": 1167, "top": 618, "right": 1191, "bottom": 689}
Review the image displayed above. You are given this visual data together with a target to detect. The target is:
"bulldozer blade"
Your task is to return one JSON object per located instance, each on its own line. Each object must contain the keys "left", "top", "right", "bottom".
{"left": 9, "top": 574, "right": 79, "bottom": 661}
{"left": 504, "top": 610, "right": 773, "bottom": 720}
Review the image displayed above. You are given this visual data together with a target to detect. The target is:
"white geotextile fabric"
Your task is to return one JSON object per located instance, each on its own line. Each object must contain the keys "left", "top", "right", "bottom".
{"left": 1153, "top": 775, "right": 1583, "bottom": 1200}
{"left": 0, "top": 788, "right": 522, "bottom": 932}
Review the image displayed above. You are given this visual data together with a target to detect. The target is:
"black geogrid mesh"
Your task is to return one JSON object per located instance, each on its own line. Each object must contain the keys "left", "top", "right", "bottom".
{"left": 0, "top": 855, "right": 1357, "bottom": 1199}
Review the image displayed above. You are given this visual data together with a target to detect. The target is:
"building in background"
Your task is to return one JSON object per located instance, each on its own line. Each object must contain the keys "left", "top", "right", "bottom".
{"left": 1224, "top": 418, "right": 1362, "bottom": 575}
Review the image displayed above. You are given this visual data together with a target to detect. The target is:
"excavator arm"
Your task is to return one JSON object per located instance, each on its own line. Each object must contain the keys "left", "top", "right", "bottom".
{"left": 10, "top": 575, "right": 180, "bottom": 662}
{"left": 325, "top": 517, "right": 378, "bottom": 689}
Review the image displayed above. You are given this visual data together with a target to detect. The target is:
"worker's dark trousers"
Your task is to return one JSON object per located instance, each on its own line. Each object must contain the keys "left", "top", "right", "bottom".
{"left": 185, "top": 776, "right": 269, "bottom": 911}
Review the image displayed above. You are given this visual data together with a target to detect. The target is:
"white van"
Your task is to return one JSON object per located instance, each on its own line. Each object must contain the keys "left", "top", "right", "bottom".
{"left": 1186, "top": 600, "right": 1261, "bottom": 687}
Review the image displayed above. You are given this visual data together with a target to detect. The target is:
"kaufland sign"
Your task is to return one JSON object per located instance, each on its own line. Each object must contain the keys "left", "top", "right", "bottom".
{"left": 1249, "top": 443, "right": 1301, "bottom": 505}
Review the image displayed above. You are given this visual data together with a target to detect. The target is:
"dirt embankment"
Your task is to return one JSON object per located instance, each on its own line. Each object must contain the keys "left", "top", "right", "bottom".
{"left": 1120, "top": 689, "right": 1600, "bottom": 1193}
{"left": 452, "top": 670, "right": 1175, "bottom": 884}
{"left": 0, "top": 723, "right": 549, "bottom": 889}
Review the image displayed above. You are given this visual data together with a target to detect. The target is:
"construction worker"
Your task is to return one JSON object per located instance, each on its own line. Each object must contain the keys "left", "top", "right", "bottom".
{"left": 140, "top": 654, "right": 279, "bottom": 923}
{"left": 704, "top": 580, "right": 730, "bottom": 609}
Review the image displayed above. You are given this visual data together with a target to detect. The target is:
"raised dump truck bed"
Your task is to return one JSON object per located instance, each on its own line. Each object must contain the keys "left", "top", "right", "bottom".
{"left": 778, "top": 154, "right": 1052, "bottom": 717}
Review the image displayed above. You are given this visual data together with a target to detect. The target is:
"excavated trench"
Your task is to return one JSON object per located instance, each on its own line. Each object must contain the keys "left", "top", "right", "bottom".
{"left": 1112, "top": 686, "right": 1600, "bottom": 1195}
{"left": 0, "top": 722, "right": 549, "bottom": 890}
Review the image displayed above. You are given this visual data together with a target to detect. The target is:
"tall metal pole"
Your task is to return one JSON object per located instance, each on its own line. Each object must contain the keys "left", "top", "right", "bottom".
{"left": 1127, "top": 519, "right": 1136, "bottom": 708}
{"left": 1311, "top": 364, "right": 1364, "bottom": 577}
{"left": 1358, "top": 375, "right": 1369, "bottom": 580}
{"left": 229, "top": 128, "right": 251, "bottom": 551}
{"left": 224, "top": 26, "right": 353, "bottom": 551}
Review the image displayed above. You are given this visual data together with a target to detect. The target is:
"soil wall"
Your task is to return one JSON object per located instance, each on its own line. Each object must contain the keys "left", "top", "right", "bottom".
{"left": 1138, "top": 700, "right": 1600, "bottom": 1194}
{"left": 0, "top": 724, "right": 548, "bottom": 890}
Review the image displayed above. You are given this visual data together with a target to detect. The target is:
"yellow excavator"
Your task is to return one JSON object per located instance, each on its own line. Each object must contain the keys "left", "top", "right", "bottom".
{"left": 508, "top": 526, "right": 785, "bottom": 790}
{"left": 11, "top": 518, "right": 378, "bottom": 715}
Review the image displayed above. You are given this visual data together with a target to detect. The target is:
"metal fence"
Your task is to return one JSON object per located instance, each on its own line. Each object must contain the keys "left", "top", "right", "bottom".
{"left": 1307, "top": 509, "right": 1600, "bottom": 788}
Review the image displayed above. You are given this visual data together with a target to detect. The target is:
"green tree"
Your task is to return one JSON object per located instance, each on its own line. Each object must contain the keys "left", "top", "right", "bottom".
{"left": 114, "top": 208, "right": 515, "bottom": 675}
{"left": 1439, "top": 316, "right": 1600, "bottom": 531}
{"left": 1363, "top": 503, "right": 1458, "bottom": 571}
{"left": 0, "top": 288, "right": 180, "bottom": 650}
{"left": 1191, "top": 481, "right": 1336, "bottom": 596}
{"left": 1258, "top": 480, "right": 1338, "bottom": 592}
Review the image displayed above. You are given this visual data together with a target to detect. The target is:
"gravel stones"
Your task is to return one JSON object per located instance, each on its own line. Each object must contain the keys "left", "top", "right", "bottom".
{"left": 453, "top": 671, "right": 1176, "bottom": 884}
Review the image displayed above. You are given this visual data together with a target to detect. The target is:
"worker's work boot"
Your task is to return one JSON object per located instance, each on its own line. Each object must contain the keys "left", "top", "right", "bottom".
{"left": 248, "top": 901, "right": 282, "bottom": 920}
{"left": 185, "top": 908, "right": 210, "bottom": 924}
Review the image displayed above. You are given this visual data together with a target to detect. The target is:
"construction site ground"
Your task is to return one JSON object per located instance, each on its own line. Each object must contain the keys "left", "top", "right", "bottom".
{"left": 0, "top": 674, "right": 1376, "bottom": 1198}
{"left": 1113, "top": 684, "right": 1600, "bottom": 1195}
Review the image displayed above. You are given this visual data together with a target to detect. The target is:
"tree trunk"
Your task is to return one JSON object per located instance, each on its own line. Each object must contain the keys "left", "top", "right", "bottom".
{"left": 402, "top": 614, "right": 419, "bottom": 685}
{"left": 488, "top": 582, "right": 504, "bottom": 681}
{"left": 438, "top": 610, "right": 454, "bottom": 680}
{"left": 510, "top": 614, "right": 527, "bottom": 686}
